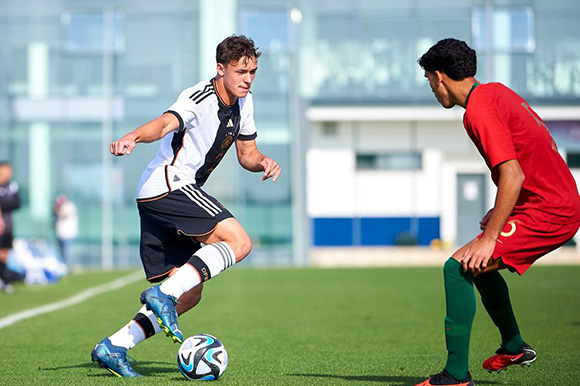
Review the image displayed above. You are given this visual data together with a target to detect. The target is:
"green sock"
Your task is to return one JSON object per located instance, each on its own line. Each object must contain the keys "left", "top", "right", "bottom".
{"left": 443, "top": 258, "right": 475, "bottom": 381}
{"left": 474, "top": 270, "right": 523, "bottom": 352}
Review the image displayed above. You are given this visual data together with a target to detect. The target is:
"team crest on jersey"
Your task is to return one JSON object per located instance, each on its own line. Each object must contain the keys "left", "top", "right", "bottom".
{"left": 221, "top": 133, "right": 234, "bottom": 149}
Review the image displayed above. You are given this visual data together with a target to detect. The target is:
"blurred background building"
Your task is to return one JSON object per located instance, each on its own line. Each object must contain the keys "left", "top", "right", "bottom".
{"left": 0, "top": 0, "right": 578, "bottom": 268}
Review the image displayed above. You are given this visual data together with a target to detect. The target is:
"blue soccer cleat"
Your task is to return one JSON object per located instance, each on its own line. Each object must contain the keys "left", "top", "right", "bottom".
{"left": 91, "top": 337, "right": 142, "bottom": 378}
{"left": 140, "top": 285, "right": 183, "bottom": 343}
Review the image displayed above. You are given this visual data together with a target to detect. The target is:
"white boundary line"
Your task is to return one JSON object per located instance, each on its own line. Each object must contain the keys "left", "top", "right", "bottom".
{"left": 0, "top": 270, "right": 143, "bottom": 330}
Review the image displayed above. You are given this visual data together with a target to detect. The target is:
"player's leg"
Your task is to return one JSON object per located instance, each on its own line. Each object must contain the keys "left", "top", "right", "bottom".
{"left": 107, "top": 282, "right": 204, "bottom": 347}
{"left": 140, "top": 185, "right": 250, "bottom": 342}
{"left": 144, "top": 218, "right": 250, "bottom": 340}
{"left": 92, "top": 282, "right": 204, "bottom": 377}
{"left": 92, "top": 199, "right": 204, "bottom": 377}
{"left": 415, "top": 240, "right": 483, "bottom": 386}
{"left": 0, "top": 231, "right": 15, "bottom": 293}
{"left": 158, "top": 217, "right": 250, "bottom": 297}
{"left": 474, "top": 269, "right": 522, "bottom": 348}
{"left": 474, "top": 262, "right": 537, "bottom": 373}
{"left": 442, "top": 255, "right": 475, "bottom": 383}
{"left": 176, "top": 282, "right": 205, "bottom": 315}
{"left": 474, "top": 216, "right": 563, "bottom": 373}
{"left": 109, "top": 280, "right": 204, "bottom": 346}
{"left": 0, "top": 247, "right": 9, "bottom": 276}
{"left": 478, "top": 216, "right": 579, "bottom": 373}
{"left": 0, "top": 248, "right": 11, "bottom": 292}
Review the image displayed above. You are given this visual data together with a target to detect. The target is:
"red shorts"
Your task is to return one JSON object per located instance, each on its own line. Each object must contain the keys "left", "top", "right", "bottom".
{"left": 482, "top": 212, "right": 580, "bottom": 275}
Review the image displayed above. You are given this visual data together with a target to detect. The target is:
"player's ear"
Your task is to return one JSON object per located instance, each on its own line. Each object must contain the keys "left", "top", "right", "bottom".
{"left": 216, "top": 62, "right": 226, "bottom": 76}
{"left": 434, "top": 70, "right": 445, "bottom": 85}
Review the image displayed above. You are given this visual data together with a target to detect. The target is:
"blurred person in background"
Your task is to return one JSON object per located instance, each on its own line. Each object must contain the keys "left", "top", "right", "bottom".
{"left": 91, "top": 35, "right": 281, "bottom": 377}
{"left": 53, "top": 194, "right": 79, "bottom": 270}
{"left": 415, "top": 38, "right": 580, "bottom": 386}
{"left": 0, "top": 161, "right": 22, "bottom": 294}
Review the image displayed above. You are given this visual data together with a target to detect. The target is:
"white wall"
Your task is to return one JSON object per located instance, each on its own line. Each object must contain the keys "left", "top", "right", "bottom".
{"left": 306, "top": 113, "right": 580, "bottom": 247}
{"left": 307, "top": 120, "right": 454, "bottom": 215}
{"left": 307, "top": 119, "right": 491, "bottom": 246}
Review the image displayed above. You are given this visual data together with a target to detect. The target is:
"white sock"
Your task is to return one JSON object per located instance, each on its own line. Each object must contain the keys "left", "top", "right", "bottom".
{"left": 159, "top": 241, "right": 235, "bottom": 299}
{"left": 109, "top": 306, "right": 161, "bottom": 350}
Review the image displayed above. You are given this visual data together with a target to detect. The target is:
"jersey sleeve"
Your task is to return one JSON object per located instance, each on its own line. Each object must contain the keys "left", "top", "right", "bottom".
{"left": 238, "top": 93, "right": 258, "bottom": 141}
{"left": 465, "top": 94, "right": 517, "bottom": 169}
{"left": 165, "top": 88, "right": 198, "bottom": 132}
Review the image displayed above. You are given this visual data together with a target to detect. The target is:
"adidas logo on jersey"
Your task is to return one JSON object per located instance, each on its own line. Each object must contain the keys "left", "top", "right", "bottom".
{"left": 226, "top": 119, "right": 234, "bottom": 128}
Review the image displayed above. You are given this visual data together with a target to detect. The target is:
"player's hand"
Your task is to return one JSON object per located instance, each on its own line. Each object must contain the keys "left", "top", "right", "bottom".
{"left": 480, "top": 209, "right": 493, "bottom": 230}
{"left": 0, "top": 217, "right": 5, "bottom": 235}
{"left": 260, "top": 157, "right": 281, "bottom": 182}
{"left": 460, "top": 236, "right": 496, "bottom": 274}
{"left": 110, "top": 134, "right": 137, "bottom": 156}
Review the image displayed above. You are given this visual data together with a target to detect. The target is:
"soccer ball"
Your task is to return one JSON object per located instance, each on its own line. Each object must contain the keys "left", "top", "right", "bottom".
{"left": 177, "top": 334, "right": 228, "bottom": 381}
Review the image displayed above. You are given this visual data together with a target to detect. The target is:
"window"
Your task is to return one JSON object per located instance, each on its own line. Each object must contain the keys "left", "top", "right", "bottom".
{"left": 472, "top": 6, "right": 535, "bottom": 53}
{"left": 62, "top": 12, "right": 125, "bottom": 54}
{"left": 567, "top": 152, "right": 580, "bottom": 168}
{"left": 356, "top": 152, "right": 422, "bottom": 171}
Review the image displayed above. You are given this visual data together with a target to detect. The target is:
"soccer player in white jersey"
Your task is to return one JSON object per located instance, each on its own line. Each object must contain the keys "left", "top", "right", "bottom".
{"left": 91, "top": 35, "right": 281, "bottom": 378}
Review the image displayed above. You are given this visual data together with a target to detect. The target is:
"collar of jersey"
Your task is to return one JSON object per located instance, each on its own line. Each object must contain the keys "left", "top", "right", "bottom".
{"left": 465, "top": 81, "right": 480, "bottom": 107}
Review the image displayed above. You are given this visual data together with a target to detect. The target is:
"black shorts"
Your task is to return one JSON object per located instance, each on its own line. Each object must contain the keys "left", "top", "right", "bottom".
{"left": 0, "top": 229, "right": 13, "bottom": 249}
{"left": 137, "top": 184, "right": 234, "bottom": 282}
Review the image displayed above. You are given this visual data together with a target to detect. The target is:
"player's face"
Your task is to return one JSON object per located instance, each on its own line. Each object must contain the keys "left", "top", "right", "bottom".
{"left": 425, "top": 70, "right": 454, "bottom": 109}
{"left": 218, "top": 56, "right": 258, "bottom": 102}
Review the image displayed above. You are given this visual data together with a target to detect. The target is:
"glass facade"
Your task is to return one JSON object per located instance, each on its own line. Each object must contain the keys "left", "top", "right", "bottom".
{"left": 296, "top": 0, "right": 580, "bottom": 105}
{"left": 0, "top": 0, "right": 294, "bottom": 267}
{"left": 1, "top": 0, "right": 579, "bottom": 267}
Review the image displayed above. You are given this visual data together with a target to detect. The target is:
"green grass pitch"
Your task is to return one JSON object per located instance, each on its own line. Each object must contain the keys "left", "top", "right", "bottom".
{"left": 0, "top": 266, "right": 579, "bottom": 385}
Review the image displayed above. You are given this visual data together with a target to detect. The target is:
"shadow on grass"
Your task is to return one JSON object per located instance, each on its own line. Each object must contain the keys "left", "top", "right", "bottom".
{"left": 43, "top": 360, "right": 177, "bottom": 377}
{"left": 289, "top": 373, "right": 501, "bottom": 385}
{"left": 43, "top": 361, "right": 216, "bottom": 382}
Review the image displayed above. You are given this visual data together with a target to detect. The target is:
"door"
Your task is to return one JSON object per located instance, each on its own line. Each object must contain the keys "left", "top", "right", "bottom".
{"left": 456, "top": 173, "right": 486, "bottom": 246}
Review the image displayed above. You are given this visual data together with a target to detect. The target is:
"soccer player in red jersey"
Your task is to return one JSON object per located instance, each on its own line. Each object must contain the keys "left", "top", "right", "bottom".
{"left": 414, "top": 38, "right": 580, "bottom": 386}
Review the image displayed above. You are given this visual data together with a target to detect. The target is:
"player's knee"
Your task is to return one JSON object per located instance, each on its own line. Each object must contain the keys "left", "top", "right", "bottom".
{"left": 443, "top": 257, "right": 474, "bottom": 284}
{"left": 443, "top": 258, "right": 454, "bottom": 276}
{"left": 443, "top": 257, "right": 463, "bottom": 279}
{"left": 232, "top": 233, "right": 252, "bottom": 262}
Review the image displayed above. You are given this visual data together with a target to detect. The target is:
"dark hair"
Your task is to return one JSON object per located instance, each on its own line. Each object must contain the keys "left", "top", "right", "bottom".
{"left": 418, "top": 38, "right": 477, "bottom": 80}
{"left": 216, "top": 35, "right": 261, "bottom": 65}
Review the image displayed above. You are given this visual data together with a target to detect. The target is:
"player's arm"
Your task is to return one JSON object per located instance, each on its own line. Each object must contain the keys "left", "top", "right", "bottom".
{"left": 482, "top": 159, "right": 524, "bottom": 239}
{"left": 235, "top": 139, "right": 281, "bottom": 182}
{"left": 461, "top": 158, "right": 524, "bottom": 273}
{"left": 110, "top": 112, "right": 180, "bottom": 156}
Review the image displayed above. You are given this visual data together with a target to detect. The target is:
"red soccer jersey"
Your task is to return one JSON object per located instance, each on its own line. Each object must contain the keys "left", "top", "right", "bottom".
{"left": 463, "top": 82, "right": 580, "bottom": 224}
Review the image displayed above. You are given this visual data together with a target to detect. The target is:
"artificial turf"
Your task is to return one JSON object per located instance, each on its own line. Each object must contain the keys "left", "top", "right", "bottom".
{"left": 0, "top": 265, "right": 579, "bottom": 385}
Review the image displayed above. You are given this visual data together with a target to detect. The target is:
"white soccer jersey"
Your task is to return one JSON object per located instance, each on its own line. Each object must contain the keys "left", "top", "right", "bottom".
{"left": 137, "top": 79, "right": 258, "bottom": 200}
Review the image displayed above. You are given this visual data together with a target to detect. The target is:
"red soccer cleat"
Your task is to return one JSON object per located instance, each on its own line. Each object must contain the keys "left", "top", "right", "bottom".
{"left": 414, "top": 370, "right": 475, "bottom": 386}
{"left": 482, "top": 342, "right": 537, "bottom": 373}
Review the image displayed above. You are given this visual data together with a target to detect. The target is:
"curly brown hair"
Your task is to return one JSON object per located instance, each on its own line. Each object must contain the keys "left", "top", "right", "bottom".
{"left": 216, "top": 35, "right": 261, "bottom": 65}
